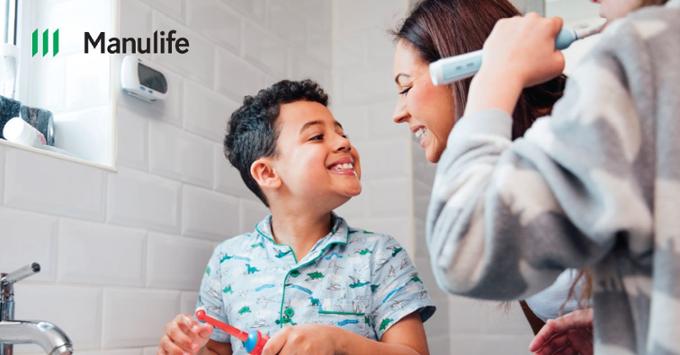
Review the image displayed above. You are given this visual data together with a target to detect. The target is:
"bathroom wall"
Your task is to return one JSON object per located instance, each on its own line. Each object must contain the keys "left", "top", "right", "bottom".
{"left": 1, "top": 1, "right": 330, "bottom": 354}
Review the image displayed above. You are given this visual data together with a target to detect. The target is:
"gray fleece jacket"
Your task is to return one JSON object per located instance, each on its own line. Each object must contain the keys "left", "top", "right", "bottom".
{"left": 426, "top": 2, "right": 680, "bottom": 354}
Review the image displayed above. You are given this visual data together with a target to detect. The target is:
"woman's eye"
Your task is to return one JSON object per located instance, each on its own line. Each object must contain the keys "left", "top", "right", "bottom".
{"left": 399, "top": 87, "right": 412, "bottom": 96}
{"left": 310, "top": 134, "right": 324, "bottom": 141}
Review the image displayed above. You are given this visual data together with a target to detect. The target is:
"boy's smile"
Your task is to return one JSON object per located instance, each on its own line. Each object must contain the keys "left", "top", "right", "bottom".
{"left": 327, "top": 156, "right": 357, "bottom": 176}
{"left": 269, "top": 100, "right": 362, "bottom": 208}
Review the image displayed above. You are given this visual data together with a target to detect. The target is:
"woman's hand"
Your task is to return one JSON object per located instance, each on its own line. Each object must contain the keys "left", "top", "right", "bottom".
{"left": 261, "top": 324, "right": 338, "bottom": 355}
{"left": 529, "top": 308, "right": 593, "bottom": 355}
{"left": 158, "top": 314, "right": 213, "bottom": 355}
{"left": 465, "top": 14, "right": 566, "bottom": 117}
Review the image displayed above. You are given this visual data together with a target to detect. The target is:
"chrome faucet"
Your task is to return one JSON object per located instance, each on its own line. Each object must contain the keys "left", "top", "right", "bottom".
{"left": 0, "top": 263, "right": 73, "bottom": 355}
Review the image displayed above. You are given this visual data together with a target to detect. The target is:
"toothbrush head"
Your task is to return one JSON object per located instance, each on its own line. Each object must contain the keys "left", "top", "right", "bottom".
{"left": 194, "top": 307, "right": 208, "bottom": 320}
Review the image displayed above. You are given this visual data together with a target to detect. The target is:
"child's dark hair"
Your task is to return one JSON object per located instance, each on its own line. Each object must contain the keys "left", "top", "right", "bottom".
{"left": 223, "top": 79, "right": 329, "bottom": 206}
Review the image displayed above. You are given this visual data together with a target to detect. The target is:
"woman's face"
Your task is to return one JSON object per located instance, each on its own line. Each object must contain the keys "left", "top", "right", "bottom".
{"left": 592, "top": 0, "right": 642, "bottom": 21}
{"left": 392, "top": 39, "right": 456, "bottom": 163}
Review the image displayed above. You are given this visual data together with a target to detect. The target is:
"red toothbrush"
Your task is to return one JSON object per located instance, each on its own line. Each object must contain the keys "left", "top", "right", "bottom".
{"left": 195, "top": 308, "right": 268, "bottom": 355}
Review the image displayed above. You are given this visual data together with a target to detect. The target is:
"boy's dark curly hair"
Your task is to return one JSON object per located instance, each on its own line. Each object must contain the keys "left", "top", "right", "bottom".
{"left": 224, "top": 79, "right": 329, "bottom": 206}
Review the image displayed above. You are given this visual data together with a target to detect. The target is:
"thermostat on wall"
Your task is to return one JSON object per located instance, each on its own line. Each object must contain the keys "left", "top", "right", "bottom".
{"left": 121, "top": 55, "right": 168, "bottom": 102}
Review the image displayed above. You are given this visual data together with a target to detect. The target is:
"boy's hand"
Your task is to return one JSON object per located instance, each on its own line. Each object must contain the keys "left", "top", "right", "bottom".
{"left": 480, "top": 13, "right": 565, "bottom": 88}
{"left": 159, "top": 314, "right": 213, "bottom": 355}
{"left": 261, "top": 324, "right": 337, "bottom": 355}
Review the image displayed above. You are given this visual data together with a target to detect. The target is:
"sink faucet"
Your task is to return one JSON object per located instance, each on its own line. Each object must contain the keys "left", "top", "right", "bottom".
{"left": 0, "top": 263, "right": 73, "bottom": 355}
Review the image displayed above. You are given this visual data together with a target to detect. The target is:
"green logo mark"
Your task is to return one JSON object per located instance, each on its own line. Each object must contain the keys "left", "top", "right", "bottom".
{"left": 32, "top": 29, "right": 60, "bottom": 57}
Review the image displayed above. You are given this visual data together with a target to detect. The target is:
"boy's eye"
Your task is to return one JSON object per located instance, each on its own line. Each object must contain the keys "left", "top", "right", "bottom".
{"left": 399, "top": 86, "right": 412, "bottom": 96}
{"left": 309, "top": 134, "right": 324, "bottom": 141}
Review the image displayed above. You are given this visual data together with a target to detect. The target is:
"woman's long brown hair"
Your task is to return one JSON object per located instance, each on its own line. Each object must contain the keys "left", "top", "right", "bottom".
{"left": 392, "top": 0, "right": 566, "bottom": 139}
{"left": 640, "top": 0, "right": 668, "bottom": 5}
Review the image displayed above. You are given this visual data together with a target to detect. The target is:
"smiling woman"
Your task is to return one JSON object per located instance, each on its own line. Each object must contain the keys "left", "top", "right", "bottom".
{"left": 389, "top": 0, "right": 576, "bottom": 340}
{"left": 391, "top": 0, "right": 566, "bottom": 163}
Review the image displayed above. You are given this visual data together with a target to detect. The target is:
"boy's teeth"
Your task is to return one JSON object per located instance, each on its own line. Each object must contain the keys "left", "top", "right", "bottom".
{"left": 333, "top": 162, "right": 353, "bottom": 170}
{"left": 414, "top": 128, "right": 426, "bottom": 140}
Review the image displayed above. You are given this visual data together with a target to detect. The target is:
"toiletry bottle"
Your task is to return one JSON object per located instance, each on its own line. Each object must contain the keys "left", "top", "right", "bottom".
{"left": 3, "top": 117, "right": 47, "bottom": 147}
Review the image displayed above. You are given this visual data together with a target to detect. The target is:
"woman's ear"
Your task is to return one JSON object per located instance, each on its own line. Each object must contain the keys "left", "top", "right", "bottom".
{"left": 250, "top": 158, "right": 281, "bottom": 191}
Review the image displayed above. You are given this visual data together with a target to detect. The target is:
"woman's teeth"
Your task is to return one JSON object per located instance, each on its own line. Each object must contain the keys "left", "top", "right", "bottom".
{"left": 414, "top": 127, "right": 426, "bottom": 141}
{"left": 333, "top": 163, "right": 354, "bottom": 171}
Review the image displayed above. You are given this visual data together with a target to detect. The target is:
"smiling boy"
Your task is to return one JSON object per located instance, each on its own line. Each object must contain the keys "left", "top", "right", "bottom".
{"left": 158, "top": 80, "right": 435, "bottom": 355}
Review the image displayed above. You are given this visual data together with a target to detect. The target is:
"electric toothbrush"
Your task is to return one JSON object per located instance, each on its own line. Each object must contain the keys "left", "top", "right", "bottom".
{"left": 429, "top": 26, "right": 602, "bottom": 85}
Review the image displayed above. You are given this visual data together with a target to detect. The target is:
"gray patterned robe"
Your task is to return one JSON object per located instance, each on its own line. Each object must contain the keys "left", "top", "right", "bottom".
{"left": 426, "top": 2, "right": 680, "bottom": 354}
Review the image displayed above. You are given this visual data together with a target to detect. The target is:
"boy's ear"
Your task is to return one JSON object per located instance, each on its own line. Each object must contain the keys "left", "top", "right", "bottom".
{"left": 250, "top": 158, "right": 281, "bottom": 190}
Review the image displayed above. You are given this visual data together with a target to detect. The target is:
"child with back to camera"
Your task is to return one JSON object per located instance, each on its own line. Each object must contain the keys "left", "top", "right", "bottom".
{"left": 424, "top": 0, "right": 680, "bottom": 354}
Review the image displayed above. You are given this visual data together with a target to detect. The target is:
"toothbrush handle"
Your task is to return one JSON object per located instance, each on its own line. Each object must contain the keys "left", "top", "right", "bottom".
{"left": 195, "top": 309, "right": 249, "bottom": 342}
{"left": 430, "top": 28, "right": 577, "bottom": 85}
{"left": 555, "top": 28, "right": 577, "bottom": 50}
{"left": 430, "top": 49, "right": 482, "bottom": 85}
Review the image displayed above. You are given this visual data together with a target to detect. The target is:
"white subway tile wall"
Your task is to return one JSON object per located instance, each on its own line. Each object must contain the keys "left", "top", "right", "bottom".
{"left": 181, "top": 185, "right": 240, "bottom": 240}
{"left": 180, "top": 291, "right": 200, "bottom": 315}
{"left": 146, "top": 232, "right": 215, "bottom": 289}
{"left": 101, "top": 289, "right": 180, "bottom": 348}
{"left": 185, "top": 0, "right": 243, "bottom": 54}
{"left": 57, "top": 219, "right": 146, "bottom": 287}
{"left": 4, "top": 148, "right": 107, "bottom": 221}
{"left": 182, "top": 80, "right": 237, "bottom": 143}
{"left": 148, "top": 119, "right": 215, "bottom": 187}
{"left": 213, "top": 144, "right": 252, "bottom": 199}
{"left": 215, "top": 47, "right": 267, "bottom": 102}
{"left": 0, "top": 208, "right": 58, "bottom": 282}
{"left": 116, "top": 107, "right": 149, "bottom": 171}
{"left": 107, "top": 168, "right": 181, "bottom": 233}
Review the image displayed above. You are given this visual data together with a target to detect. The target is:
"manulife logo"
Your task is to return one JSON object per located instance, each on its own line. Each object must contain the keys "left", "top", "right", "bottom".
{"left": 32, "top": 29, "right": 60, "bottom": 57}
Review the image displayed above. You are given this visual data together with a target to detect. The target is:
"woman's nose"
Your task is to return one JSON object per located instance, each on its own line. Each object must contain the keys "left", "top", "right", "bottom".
{"left": 392, "top": 100, "right": 409, "bottom": 124}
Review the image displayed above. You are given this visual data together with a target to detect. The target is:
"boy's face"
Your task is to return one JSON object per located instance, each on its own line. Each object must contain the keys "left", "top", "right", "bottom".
{"left": 269, "top": 100, "right": 362, "bottom": 208}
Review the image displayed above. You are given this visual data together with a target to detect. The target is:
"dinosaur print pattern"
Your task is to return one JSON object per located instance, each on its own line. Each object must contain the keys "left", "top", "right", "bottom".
{"left": 306, "top": 271, "right": 325, "bottom": 280}
{"left": 196, "top": 214, "right": 435, "bottom": 354}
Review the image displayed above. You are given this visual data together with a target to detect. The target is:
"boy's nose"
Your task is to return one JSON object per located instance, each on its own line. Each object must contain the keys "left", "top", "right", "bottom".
{"left": 334, "top": 135, "right": 352, "bottom": 152}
